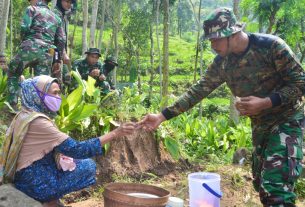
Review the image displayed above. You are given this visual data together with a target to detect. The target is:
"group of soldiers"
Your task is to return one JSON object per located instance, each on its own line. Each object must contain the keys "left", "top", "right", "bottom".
{"left": 1, "top": 0, "right": 118, "bottom": 111}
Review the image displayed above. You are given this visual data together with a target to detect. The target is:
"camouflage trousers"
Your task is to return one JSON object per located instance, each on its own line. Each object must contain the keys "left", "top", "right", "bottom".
{"left": 7, "top": 47, "right": 53, "bottom": 105}
{"left": 53, "top": 64, "right": 71, "bottom": 93}
{"left": 252, "top": 118, "right": 304, "bottom": 207}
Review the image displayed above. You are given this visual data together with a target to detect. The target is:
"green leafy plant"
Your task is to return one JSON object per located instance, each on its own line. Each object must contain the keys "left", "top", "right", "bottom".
{"left": 55, "top": 71, "right": 98, "bottom": 133}
{"left": 0, "top": 72, "right": 8, "bottom": 109}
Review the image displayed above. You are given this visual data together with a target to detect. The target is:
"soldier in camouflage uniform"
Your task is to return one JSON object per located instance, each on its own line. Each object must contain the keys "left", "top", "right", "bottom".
{"left": 7, "top": 0, "right": 66, "bottom": 108}
{"left": 102, "top": 56, "right": 119, "bottom": 90}
{"left": 72, "top": 48, "right": 113, "bottom": 94}
{"left": 139, "top": 8, "right": 305, "bottom": 207}
{"left": 53, "top": 0, "right": 77, "bottom": 88}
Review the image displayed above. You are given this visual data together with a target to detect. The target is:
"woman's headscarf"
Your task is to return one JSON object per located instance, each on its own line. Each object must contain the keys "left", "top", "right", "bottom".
{"left": 20, "top": 75, "right": 58, "bottom": 117}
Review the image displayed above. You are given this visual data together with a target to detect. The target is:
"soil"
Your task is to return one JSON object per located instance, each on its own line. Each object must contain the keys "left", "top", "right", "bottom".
{"left": 63, "top": 130, "right": 305, "bottom": 207}
{"left": 96, "top": 129, "right": 178, "bottom": 182}
{"left": 65, "top": 164, "right": 263, "bottom": 207}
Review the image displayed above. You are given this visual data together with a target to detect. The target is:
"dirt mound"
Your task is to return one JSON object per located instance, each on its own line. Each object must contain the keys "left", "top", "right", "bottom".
{"left": 97, "top": 129, "right": 177, "bottom": 180}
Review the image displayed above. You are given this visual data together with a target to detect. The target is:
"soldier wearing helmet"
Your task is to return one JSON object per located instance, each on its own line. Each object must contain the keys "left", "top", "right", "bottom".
{"left": 72, "top": 49, "right": 116, "bottom": 94}
{"left": 139, "top": 7, "right": 305, "bottom": 207}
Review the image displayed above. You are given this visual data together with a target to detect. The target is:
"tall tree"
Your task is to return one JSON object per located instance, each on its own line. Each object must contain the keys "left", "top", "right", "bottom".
{"left": 122, "top": 4, "right": 150, "bottom": 93}
{"left": 82, "top": 0, "right": 89, "bottom": 55}
{"left": 189, "top": 0, "right": 201, "bottom": 83}
{"left": 233, "top": 0, "right": 240, "bottom": 20}
{"left": 156, "top": 0, "right": 162, "bottom": 101}
{"left": 89, "top": 0, "right": 100, "bottom": 48}
{"left": 97, "top": 0, "right": 107, "bottom": 50}
{"left": 0, "top": 0, "right": 10, "bottom": 55}
{"left": 161, "top": 0, "right": 169, "bottom": 108}
{"left": 177, "top": 0, "right": 193, "bottom": 38}
{"left": 240, "top": 0, "right": 287, "bottom": 34}
{"left": 148, "top": 0, "right": 156, "bottom": 103}
{"left": 111, "top": 0, "right": 122, "bottom": 88}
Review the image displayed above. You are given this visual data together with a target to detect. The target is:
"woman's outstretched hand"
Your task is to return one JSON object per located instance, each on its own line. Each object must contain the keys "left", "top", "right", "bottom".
{"left": 113, "top": 122, "right": 138, "bottom": 138}
{"left": 100, "top": 122, "right": 137, "bottom": 145}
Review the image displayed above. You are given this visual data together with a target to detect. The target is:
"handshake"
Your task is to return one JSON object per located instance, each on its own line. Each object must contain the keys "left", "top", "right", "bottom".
{"left": 111, "top": 113, "right": 166, "bottom": 138}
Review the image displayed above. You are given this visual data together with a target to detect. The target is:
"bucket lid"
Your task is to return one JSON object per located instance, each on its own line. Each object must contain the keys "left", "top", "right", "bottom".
{"left": 167, "top": 197, "right": 184, "bottom": 206}
{"left": 188, "top": 172, "right": 221, "bottom": 182}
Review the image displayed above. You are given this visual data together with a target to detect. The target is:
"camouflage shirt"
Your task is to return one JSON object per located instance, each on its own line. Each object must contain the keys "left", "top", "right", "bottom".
{"left": 101, "top": 64, "right": 115, "bottom": 89}
{"left": 162, "top": 33, "right": 305, "bottom": 128}
{"left": 72, "top": 58, "right": 103, "bottom": 81}
{"left": 20, "top": 2, "right": 66, "bottom": 54}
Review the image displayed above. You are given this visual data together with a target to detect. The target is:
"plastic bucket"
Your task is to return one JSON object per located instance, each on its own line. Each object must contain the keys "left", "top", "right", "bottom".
{"left": 188, "top": 172, "right": 222, "bottom": 207}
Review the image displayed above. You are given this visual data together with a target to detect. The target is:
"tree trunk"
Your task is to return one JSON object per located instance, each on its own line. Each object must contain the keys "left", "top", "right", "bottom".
{"left": 112, "top": 0, "right": 122, "bottom": 88}
{"left": 266, "top": 9, "right": 277, "bottom": 34}
{"left": 136, "top": 50, "right": 142, "bottom": 93}
{"left": 148, "top": 10, "right": 155, "bottom": 104}
{"left": 9, "top": 0, "right": 12, "bottom": 58}
{"left": 97, "top": 0, "right": 107, "bottom": 50}
{"left": 69, "top": 15, "right": 79, "bottom": 58}
{"left": 156, "top": 0, "right": 162, "bottom": 104}
{"left": 233, "top": 0, "right": 240, "bottom": 20}
{"left": 258, "top": 16, "right": 264, "bottom": 33}
{"left": 193, "top": 0, "right": 202, "bottom": 84}
{"left": 299, "top": 17, "right": 305, "bottom": 63}
{"left": 161, "top": 0, "right": 169, "bottom": 108}
{"left": 82, "top": 0, "right": 89, "bottom": 55}
{"left": 0, "top": 0, "right": 10, "bottom": 55}
{"left": 89, "top": 0, "right": 100, "bottom": 48}
{"left": 97, "top": 129, "right": 176, "bottom": 178}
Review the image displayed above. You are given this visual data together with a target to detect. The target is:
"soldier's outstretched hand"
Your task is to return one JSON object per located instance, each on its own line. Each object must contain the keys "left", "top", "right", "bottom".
{"left": 138, "top": 113, "right": 166, "bottom": 132}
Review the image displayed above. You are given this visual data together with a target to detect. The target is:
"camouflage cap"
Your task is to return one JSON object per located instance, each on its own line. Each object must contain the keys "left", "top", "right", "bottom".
{"left": 85, "top": 48, "right": 101, "bottom": 57}
{"left": 104, "top": 56, "right": 118, "bottom": 66}
{"left": 202, "top": 7, "right": 245, "bottom": 40}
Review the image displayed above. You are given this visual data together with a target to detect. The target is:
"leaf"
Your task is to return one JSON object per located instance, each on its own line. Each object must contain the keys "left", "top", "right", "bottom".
{"left": 73, "top": 104, "right": 98, "bottom": 122}
{"left": 86, "top": 76, "right": 97, "bottom": 97}
{"left": 67, "top": 86, "right": 83, "bottom": 112}
{"left": 60, "top": 123, "right": 79, "bottom": 133}
{"left": 99, "top": 117, "right": 105, "bottom": 126}
{"left": 164, "top": 137, "right": 180, "bottom": 160}
{"left": 67, "top": 103, "right": 85, "bottom": 121}
{"left": 185, "top": 123, "right": 191, "bottom": 136}
{"left": 59, "top": 94, "right": 69, "bottom": 117}
{"left": 72, "top": 70, "right": 86, "bottom": 89}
